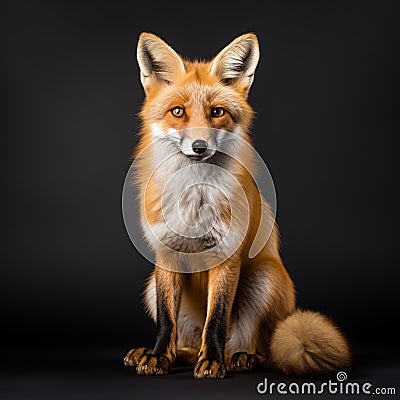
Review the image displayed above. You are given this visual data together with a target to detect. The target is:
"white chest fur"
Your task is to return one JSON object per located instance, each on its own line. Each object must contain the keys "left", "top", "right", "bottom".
{"left": 141, "top": 143, "right": 249, "bottom": 272}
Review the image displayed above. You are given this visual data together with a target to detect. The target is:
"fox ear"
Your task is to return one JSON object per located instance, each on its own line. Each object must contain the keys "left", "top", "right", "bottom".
{"left": 210, "top": 33, "right": 260, "bottom": 95}
{"left": 137, "top": 32, "right": 186, "bottom": 92}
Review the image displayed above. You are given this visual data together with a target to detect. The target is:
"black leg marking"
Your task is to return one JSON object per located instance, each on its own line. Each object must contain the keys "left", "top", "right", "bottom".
{"left": 203, "top": 299, "right": 227, "bottom": 361}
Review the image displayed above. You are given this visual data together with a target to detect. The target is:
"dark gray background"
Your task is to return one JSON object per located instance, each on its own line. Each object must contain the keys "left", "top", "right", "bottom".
{"left": 2, "top": 1, "right": 399, "bottom": 399}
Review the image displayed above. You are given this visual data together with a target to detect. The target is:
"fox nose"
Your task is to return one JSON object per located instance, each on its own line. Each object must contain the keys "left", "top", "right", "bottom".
{"left": 192, "top": 139, "right": 208, "bottom": 154}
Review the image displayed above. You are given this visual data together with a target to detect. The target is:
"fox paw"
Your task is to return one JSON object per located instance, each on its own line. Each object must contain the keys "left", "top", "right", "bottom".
{"left": 230, "top": 352, "right": 260, "bottom": 372}
{"left": 194, "top": 359, "right": 227, "bottom": 379}
{"left": 123, "top": 347, "right": 152, "bottom": 367}
{"left": 136, "top": 354, "right": 170, "bottom": 375}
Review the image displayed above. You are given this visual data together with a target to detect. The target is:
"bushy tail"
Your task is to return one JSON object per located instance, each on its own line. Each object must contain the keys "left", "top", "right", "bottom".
{"left": 270, "top": 309, "right": 351, "bottom": 375}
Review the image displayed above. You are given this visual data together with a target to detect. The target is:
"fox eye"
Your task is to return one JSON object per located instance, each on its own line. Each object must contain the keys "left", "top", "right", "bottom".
{"left": 211, "top": 107, "right": 225, "bottom": 118}
{"left": 171, "top": 106, "right": 185, "bottom": 118}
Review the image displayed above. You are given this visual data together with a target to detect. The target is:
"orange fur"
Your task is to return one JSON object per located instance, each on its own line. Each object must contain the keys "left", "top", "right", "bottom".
{"left": 124, "top": 32, "right": 351, "bottom": 378}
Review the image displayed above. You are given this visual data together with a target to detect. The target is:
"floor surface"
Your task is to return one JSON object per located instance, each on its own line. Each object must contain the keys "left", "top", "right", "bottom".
{"left": 1, "top": 343, "right": 399, "bottom": 400}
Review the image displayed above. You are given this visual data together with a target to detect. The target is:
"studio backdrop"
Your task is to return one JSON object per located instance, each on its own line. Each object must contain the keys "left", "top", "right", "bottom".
{"left": 2, "top": 0, "right": 399, "bottom": 352}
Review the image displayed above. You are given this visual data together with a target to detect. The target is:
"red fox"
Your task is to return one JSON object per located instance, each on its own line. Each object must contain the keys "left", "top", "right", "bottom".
{"left": 123, "top": 32, "right": 351, "bottom": 378}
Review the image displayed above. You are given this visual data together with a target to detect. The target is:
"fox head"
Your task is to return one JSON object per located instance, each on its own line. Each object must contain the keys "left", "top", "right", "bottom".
{"left": 136, "top": 32, "right": 260, "bottom": 161}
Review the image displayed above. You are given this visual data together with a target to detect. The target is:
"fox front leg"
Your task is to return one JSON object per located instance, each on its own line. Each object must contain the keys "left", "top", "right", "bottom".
{"left": 136, "top": 267, "right": 182, "bottom": 375}
{"left": 194, "top": 260, "right": 240, "bottom": 379}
